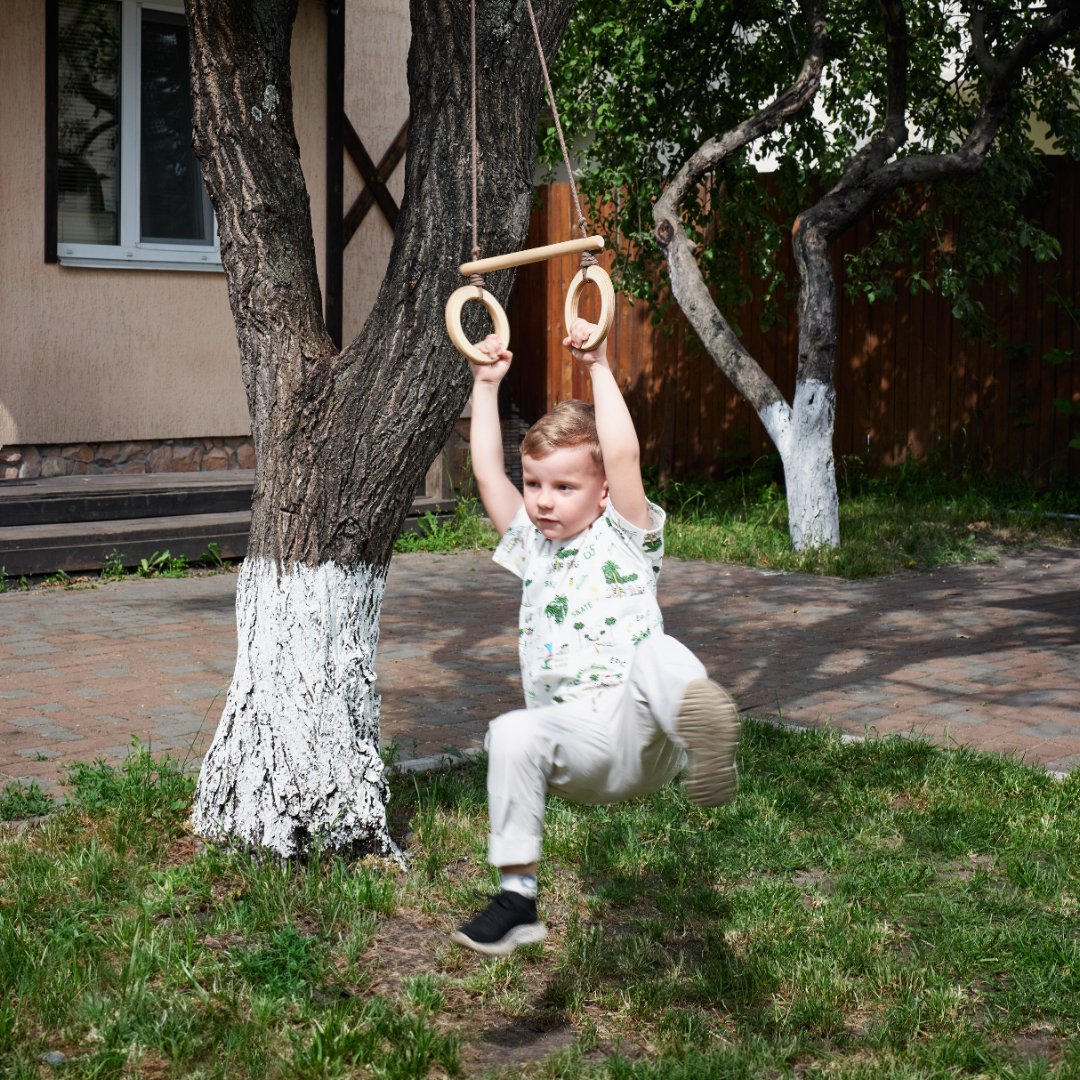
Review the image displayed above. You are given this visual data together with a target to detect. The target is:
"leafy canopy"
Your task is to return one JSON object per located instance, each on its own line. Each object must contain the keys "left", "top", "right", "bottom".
{"left": 544, "top": 0, "right": 1080, "bottom": 334}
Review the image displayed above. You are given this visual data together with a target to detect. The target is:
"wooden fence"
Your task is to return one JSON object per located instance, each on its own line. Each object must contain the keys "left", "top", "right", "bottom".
{"left": 507, "top": 159, "right": 1079, "bottom": 483}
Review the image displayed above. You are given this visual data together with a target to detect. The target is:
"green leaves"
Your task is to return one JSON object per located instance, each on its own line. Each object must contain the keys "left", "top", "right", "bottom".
{"left": 1044, "top": 348, "right": 1074, "bottom": 367}
{"left": 546, "top": 0, "right": 1077, "bottom": 340}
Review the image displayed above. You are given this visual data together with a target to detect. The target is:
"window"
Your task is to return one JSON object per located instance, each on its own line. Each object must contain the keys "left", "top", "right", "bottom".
{"left": 52, "top": 0, "right": 219, "bottom": 270}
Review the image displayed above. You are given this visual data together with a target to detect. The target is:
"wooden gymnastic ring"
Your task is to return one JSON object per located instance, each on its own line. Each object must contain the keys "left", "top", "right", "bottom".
{"left": 444, "top": 285, "right": 511, "bottom": 365}
{"left": 563, "top": 264, "right": 615, "bottom": 352}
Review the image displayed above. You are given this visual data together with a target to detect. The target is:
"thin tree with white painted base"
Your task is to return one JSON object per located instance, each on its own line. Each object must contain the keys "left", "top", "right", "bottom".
{"left": 552, "top": 0, "right": 1080, "bottom": 550}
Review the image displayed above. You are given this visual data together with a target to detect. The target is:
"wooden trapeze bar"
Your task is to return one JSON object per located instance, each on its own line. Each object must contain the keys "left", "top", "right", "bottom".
{"left": 446, "top": 235, "right": 614, "bottom": 365}
{"left": 458, "top": 235, "right": 604, "bottom": 277}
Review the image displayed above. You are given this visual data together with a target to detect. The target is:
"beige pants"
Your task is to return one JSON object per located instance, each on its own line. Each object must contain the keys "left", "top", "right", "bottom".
{"left": 485, "top": 634, "right": 706, "bottom": 866}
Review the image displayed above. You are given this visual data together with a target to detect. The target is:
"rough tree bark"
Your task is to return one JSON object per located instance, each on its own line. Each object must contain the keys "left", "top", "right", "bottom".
{"left": 653, "top": 0, "right": 1079, "bottom": 550}
{"left": 184, "top": 0, "right": 575, "bottom": 859}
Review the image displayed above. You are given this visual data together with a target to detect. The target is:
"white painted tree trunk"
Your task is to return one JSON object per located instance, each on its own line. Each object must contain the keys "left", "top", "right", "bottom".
{"left": 192, "top": 557, "right": 396, "bottom": 860}
{"left": 761, "top": 378, "right": 841, "bottom": 550}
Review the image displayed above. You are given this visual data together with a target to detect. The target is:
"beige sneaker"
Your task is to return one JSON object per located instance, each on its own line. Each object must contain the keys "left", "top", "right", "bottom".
{"left": 675, "top": 679, "right": 740, "bottom": 806}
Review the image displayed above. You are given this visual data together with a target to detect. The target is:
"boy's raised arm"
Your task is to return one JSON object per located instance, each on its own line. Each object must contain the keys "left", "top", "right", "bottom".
{"left": 469, "top": 335, "right": 524, "bottom": 537}
{"left": 565, "top": 318, "right": 651, "bottom": 531}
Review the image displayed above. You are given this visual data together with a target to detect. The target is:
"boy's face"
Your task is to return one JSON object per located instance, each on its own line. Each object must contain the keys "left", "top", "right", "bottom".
{"left": 521, "top": 446, "right": 608, "bottom": 541}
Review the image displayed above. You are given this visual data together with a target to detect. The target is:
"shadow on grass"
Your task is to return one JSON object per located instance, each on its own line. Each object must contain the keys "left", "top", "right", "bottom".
{"left": 395, "top": 716, "right": 1080, "bottom": 1067}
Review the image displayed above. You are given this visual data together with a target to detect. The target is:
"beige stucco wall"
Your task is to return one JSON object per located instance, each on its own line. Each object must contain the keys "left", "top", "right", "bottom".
{"left": 0, "top": 0, "right": 407, "bottom": 449}
{"left": 342, "top": 0, "right": 410, "bottom": 346}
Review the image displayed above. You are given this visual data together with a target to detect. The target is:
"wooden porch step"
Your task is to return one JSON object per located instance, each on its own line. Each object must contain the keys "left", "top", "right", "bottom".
{"left": 0, "top": 471, "right": 456, "bottom": 577}
{"left": 0, "top": 511, "right": 252, "bottom": 577}
{"left": 0, "top": 470, "right": 256, "bottom": 527}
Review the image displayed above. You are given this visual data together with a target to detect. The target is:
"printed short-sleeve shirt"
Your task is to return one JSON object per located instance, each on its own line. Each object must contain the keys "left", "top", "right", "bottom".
{"left": 493, "top": 501, "right": 666, "bottom": 707}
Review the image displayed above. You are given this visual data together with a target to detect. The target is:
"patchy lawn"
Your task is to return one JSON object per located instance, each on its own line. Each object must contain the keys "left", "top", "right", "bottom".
{"left": 1, "top": 726, "right": 1077, "bottom": 1078}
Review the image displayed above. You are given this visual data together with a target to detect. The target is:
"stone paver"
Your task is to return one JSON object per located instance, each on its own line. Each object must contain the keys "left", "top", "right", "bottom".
{"left": 1, "top": 546, "right": 1077, "bottom": 793}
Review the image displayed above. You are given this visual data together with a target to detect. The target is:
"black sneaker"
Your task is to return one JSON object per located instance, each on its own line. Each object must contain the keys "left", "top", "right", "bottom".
{"left": 675, "top": 679, "right": 740, "bottom": 807}
{"left": 450, "top": 890, "right": 547, "bottom": 956}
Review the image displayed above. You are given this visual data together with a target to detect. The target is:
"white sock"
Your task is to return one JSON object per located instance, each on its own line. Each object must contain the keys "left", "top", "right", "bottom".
{"left": 500, "top": 873, "right": 538, "bottom": 899}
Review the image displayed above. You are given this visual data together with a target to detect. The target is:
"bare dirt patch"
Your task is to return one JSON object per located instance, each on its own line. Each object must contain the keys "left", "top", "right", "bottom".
{"left": 363, "top": 909, "right": 603, "bottom": 1074}
{"left": 1010, "top": 1023, "right": 1065, "bottom": 1065}
{"left": 366, "top": 913, "right": 449, "bottom": 995}
{"left": 936, "top": 853, "right": 995, "bottom": 883}
{"left": 791, "top": 867, "right": 834, "bottom": 908}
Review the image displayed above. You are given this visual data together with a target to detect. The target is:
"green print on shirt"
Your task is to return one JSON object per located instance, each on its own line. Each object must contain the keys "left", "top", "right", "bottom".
{"left": 545, "top": 595, "right": 569, "bottom": 624}
{"left": 554, "top": 547, "right": 579, "bottom": 559}
{"left": 643, "top": 536, "right": 662, "bottom": 553}
{"left": 602, "top": 560, "right": 639, "bottom": 585}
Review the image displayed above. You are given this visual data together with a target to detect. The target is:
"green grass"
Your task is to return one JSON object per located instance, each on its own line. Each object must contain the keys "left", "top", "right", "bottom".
{"left": 0, "top": 781, "right": 54, "bottom": 821}
{"left": 7, "top": 545, "right": 239, "bottom": 594}
{"left": 394, "top": 496, "right": 499, "bottom": 554}
{"left": 2, "top": 732, "right": 1077, "bottom": 1077}
{"left": 651, "top": 458, "right": 1080, "bottom": 577}
{"left": 393, "top": 462, "right": 1078, "bottom": 577}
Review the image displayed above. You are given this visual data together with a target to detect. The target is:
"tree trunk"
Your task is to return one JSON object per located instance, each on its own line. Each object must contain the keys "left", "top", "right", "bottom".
{"left": 185, "top": 0, "right": 574, "bottom": 859}
{"left": 784, "top": 217, "right": 840, "bottom": 548}
{"left": 658, "top": 206, "right": 840, "bottom": 550}
{"left": 766, "top": 379, "right": 839, "bottom": 550}
{"left": 651, "top": 5, "right": 834, "bottom": 551}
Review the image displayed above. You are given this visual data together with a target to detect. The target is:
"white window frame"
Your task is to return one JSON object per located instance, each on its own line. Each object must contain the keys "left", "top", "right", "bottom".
{"left": 57, "top": 0, "right": 221, "bottom": 272}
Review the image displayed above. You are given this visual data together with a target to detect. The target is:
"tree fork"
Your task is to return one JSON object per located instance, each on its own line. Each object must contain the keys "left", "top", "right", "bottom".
{"left": 185, "top": 0, "right": 576, "bottom": 858}
{"left": 651, "top": 0, "right": 1076, "bottom": 549}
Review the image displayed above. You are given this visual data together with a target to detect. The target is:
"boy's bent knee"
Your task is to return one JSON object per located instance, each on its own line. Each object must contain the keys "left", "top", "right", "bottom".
{"left": 486, "top": 710, "right": 546, "bottom": 769}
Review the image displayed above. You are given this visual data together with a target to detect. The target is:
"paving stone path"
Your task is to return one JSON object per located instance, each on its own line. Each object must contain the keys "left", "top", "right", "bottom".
{"left": 2, "top": 546, "right": 1077, "bottom": 794}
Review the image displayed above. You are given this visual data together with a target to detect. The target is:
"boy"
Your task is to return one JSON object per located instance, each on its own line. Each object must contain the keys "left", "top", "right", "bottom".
{"left": 451, "top": 319, "right": 739, "bottom": 956}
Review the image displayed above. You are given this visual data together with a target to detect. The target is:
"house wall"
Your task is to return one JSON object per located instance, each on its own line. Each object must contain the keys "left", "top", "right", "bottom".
{"left": 0, "top": 0, "right": 409, "bottom": 476}
{"left": 343, "top": 0, "right": 410, "bottom": 348}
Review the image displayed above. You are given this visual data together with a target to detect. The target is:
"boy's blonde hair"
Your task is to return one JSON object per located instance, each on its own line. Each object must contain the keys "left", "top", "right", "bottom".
{"left": 520, "top": 400, "right": 603, "bottom": 470}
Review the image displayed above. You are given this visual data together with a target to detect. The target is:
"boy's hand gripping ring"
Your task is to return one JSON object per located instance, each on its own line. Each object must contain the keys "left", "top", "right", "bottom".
{"left": 445, "top": 285, "right": 511, "bottom": 365}
{"left": 564, "top": 265, "right": 615, "bottom": 352}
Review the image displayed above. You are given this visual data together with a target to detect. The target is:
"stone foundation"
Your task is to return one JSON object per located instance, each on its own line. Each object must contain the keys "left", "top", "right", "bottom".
{"left": 0, "top": 437, "right": 256, "bottom": 480}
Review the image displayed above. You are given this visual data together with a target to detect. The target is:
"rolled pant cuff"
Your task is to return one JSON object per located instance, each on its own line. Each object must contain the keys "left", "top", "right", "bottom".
{"left": 487, "top": 832, "right": 542, "bottom": 868}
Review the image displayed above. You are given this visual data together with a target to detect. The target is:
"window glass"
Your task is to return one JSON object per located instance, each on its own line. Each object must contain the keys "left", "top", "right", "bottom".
{"left": 140, "top": 9, "right": 213, "bottom": 245}
{"left": 54, "top": 0, "right": 218, "bottom": 265}
{"left": 57, "top": 0, "right": 121, "bottom": 245}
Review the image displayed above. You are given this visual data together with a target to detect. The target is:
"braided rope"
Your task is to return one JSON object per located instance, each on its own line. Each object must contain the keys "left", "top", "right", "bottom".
{"left": 469, "top": 0, "right": 485, "bottom": 287}
{"left": 521, "top": 0, "right": 594, "bottom": 254}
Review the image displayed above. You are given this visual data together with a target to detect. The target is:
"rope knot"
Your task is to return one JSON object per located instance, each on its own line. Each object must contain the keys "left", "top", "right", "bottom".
{"left": 579, "top": 250, "right": 599, "bottom": 270}
{"left": 469, "top": 273, "right": 486, "bottom": 289}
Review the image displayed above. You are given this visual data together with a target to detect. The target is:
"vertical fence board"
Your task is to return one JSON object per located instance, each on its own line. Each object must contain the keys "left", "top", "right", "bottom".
{"left": 1053, "top": 161, "right": 1078, "bottom": 474}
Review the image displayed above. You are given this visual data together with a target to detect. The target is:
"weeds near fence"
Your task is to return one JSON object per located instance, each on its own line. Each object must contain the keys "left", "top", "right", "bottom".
{"left": 390, "top": 462, "right": 1078, "bottom": 577}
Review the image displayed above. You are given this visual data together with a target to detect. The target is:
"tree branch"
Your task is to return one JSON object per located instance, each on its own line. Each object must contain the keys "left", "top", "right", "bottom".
{"left": 654, "top": 0, "right": 827, "bottom": 220}
{"left": 964, "top": 0, "right": 1080, "bottom": 158}
{"left": 651, "top": 1, "right": 827, "bottom": 423}
{"left": 663, "top": 224, "right": 790, "bottom": 421}
{"left": 805, "top": 1, "right": 1079, "bottom": 242}
{"left": 831, "top": 0, "right": 908, "bottom": 194}
{"left": 969, "top": 7, "right": 1001, "bottom": 79}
